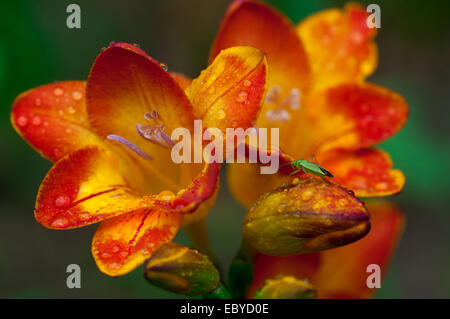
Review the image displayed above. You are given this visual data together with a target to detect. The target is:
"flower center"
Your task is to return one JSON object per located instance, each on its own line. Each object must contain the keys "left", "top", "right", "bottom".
{"left": 264, "top": 85, "right": 301, "bottom": 123}
{"left": 106, "top": 110, "right": 174, "bottom": 160}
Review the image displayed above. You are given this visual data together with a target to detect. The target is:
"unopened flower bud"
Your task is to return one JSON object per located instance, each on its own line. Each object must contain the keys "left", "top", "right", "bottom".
{"left": 243, "top": 179, "right": 370, "bottom": 255}
{"left": 144, "top": 242, "right": 220, "bottom": 296}
{"left": 254, "top": 276, "right": 316, "bottom": 299}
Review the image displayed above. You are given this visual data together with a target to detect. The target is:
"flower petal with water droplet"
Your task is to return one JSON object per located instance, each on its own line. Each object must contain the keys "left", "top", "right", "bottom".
{"left": 11, "top": 81, "right": 103, "bottom": 162}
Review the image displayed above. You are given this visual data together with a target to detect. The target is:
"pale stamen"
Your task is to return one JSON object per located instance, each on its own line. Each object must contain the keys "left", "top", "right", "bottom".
{"left": 136, "top": 124, "right": 174, "bottom": 148}
{"left": 107, "top": 134, "right": 153, "bottom": 160}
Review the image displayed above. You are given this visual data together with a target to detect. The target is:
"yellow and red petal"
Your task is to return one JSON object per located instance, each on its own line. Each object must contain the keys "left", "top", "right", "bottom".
{"left": 169, "top": 72, "right": 192, "bottom": 91}
{"left": 297, "top": 3, "right": 377, "bottom": 90}
{"left": 249, "top": 200, "right": 405, "bottom": 298}
{"left": 211, "top": 0, "right": 311, "bottom": 142}
{"left": 35, "top": 144, "right": 220, "bottom": 229}
{"left": 92, "top": 208, "right": 182, "bottom": 276}
{"left": 307, "top": 83, "right": 408, "bottom": 153}
{"left": 86, "top": 42, "right": 201, "bottom": 194}
{"left": 188, "top": 46, "right": 267, "bottom": 131}
{"left": 87, "top": 42, "right": 194, "bottom": 139}
{"left": 35, "top": 146, "right": 148, "bottom": 229}
{"left": 211, "top": 0, "right": 310, "bottom": 95}
{"left": 319, "top": 149, "right": 405, "bottom": 197}
{"left": 11, "top": 81, "right": 103, "bottom": 162}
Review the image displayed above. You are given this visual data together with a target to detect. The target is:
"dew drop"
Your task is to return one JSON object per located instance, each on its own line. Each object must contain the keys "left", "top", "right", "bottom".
{"left": 112, "top": 246, "right": 120, "bottom": 253}
{"left": 237, "top": 91, "right": 248, "bottom": 103}
{"left": 35, "top": 98, "right": 42, "bottom": 106}
{"left": 301, "top": 189, "right": 314, "bottom": 201}
{"left": 102, "top": 252, "right": 112, "bottom": 259}
{"left": 72, "top": 91, "right": 82, "bottom": 101}
{"left": 159, "top": 62, "right": 168, "bottom": 71}
{"left": 217, "top": 109, "right": 226, "bottom": 120}
{"left": 67, "top": 106, "right": 76, "bottom": 115}
{"left": 32, "top": 116, "right": 42, "bottom": 126}
{"left": 108, "top": 262, "right": 120, "bottom": 270}
{"left": 208, "top": 86, "right": 215, "bottom": 94}
{"left": 17, "top": 116, "right": 28, "bottom": 127}
{"left": 243, "top": 79, "right": 252, "bottom": 87}
{"left": 338, "top": 198, "right": 349, "bottom": 206}
{"left": 51, "top": 217, "right": 69, "bottom": 228}
{"left": 55, "top": 195, "right": 70, "bottom": 207}
{"left": 119, "top": 251, "right": 128, "bottom": 258}
{"left": 53, "top": 87, "right": 64, "bottom": 96}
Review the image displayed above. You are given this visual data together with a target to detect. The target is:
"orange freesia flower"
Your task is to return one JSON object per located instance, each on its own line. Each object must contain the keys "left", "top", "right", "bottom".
{"left": 11, "top": 42, "right": 268, "bottom": 276}
{"left": 249, "top": 201, "right": 405, "bottom": 298}
{"left": 211, "top": 0, "right": 409, "bottom": 207}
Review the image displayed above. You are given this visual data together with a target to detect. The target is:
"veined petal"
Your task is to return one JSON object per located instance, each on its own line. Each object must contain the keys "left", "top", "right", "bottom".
{"left": 249, "top": 200, "right": 405, "bottom": 298}
{"left": 319, "top": 149, "right": 405, "bottom": 197}
{"left": 188, "top": 46, "right": 267, "bottom": 131}
{"left": 11, "top": 81, "right": 103, "bottom": 162}
{"left": 297, "top": 3, "right": 377, "bottom": 90}
{"left": 306, "top": 83, "right": 408, "bottom": 153}
{"left": 92, "top": 208, "right": 182, "bottom": 276}
{"left": 210, "top": 1, "right": 312, "bottom": 156}
{"left": 87, "top": 42, "right": 194, "bottom": 137}
{"left": 35, "top": 146, "right": 220, "bottom": 229}
{"left": 211, "top": 0, "right": 310, "bottom": 94}
{"left": 35, "top": 146, "right": 147, "bottom": 229}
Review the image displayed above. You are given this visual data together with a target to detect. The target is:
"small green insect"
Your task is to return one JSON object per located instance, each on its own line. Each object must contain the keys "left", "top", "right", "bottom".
{"left": 282, "top": 156, "right": 334, "bottom": 178}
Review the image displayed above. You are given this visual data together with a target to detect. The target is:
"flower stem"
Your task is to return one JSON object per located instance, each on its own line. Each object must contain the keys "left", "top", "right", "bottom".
{"left": 185, "top": 218, "right": 223, "bottom": 275}
{"left": 227, "top": 238, "right": 256, "bottom": 298}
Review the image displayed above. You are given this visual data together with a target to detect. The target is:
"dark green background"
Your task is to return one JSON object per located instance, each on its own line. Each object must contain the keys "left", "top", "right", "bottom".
{"left": 0, "top": 0, "right": 449, "bottom": 298}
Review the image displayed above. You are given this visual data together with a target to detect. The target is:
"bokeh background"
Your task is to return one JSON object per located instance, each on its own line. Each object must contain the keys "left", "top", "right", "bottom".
{"left": 1, "top": 0, "right": 449, "bottom": 298}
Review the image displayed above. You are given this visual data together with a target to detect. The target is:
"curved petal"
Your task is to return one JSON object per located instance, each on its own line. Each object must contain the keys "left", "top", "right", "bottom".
{"left": 249, "top": 200, "right": 405, "bottom": 298}
{"left": 297, "top": 3, "right": 377, "bottom": 90}
{"left": 11, "top": 81, "right": 103, "bottom": 162}
{"left": 92, "top": 208, "right": 182, "bottom": 276}
{"left": 169, "top": 72, "right": 192, "bottom": 91}
{"left": 35, "top": 146, "right": 220, "bottom": 229}
{"left": 306, "top": 83, "right": 408, "bottom": 154}
{"left": 35, "top": 146, "right": 147, "bottom": 229}
{"left": 319, "top": 149, "right": 405, "bottom": 197}
{"left": 86, "top": 42, "right": 200, "bottom": 194}
{"left": 211, "top": 0, "right": 311, "bottom": 138}
{"left": 87, "top": 42, "right": 195, "bottom": 138}
{"left": 189, "top": 46, "right": 268, "bottom": 131}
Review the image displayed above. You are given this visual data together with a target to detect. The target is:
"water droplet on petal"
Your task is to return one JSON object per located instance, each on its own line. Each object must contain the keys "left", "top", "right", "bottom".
{"left": 72, "top": 91, "right": 82, "bottom": 101}
{"left": 67, "top": 106, "right": 76, "bottom": 115}
{"left": 237, "top": 91, "right": 248, "bottom": 103}
{"left": 53, "top": 87, "right": 64, "bottom": 96}
{"left": 17, "top": 116, "right": 28, "bottom": 127}
{"left": 35, "top": 98, "right": 42, "bottom": 106}
{"left": 217, "top": 109, "right": 226, "bottom": 119}
{"left": 243, "top": 79, "right": 252, "bottom": 87}
{"left": 102, "top": 252, "right": 111, "bottom": 259}
{"left": 32, "top": 116, "right": 42, "bottom": 126}
{"left": 159, "top": 62, "right": 168, "bottom": 71}
{"left": 112, "top": 246, "right": 120, "bottom": 253}
{"left": 55, "top": 195, "right": 70, "bottom": 207}
{"left": 301, "top": 189, "right": 314, "bottom": 201}
{"left": 51, "top": 217, "right": 69, "bottom": 228}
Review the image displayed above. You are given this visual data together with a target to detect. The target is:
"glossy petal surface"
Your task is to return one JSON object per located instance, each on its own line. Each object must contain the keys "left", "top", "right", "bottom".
{"left": 92, "top": 208, "right": 182, "bottom": 276}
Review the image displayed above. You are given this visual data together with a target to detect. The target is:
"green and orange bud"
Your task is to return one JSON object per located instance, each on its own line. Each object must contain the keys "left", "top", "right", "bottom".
{"left": 243, "top": 178, "right": 370, "bottom": 255}
{"left": 144, "top": 242, "right": 220, "bottom": 296}
{"left": 254, "top": 275, "right": 316, "bottom": 299}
